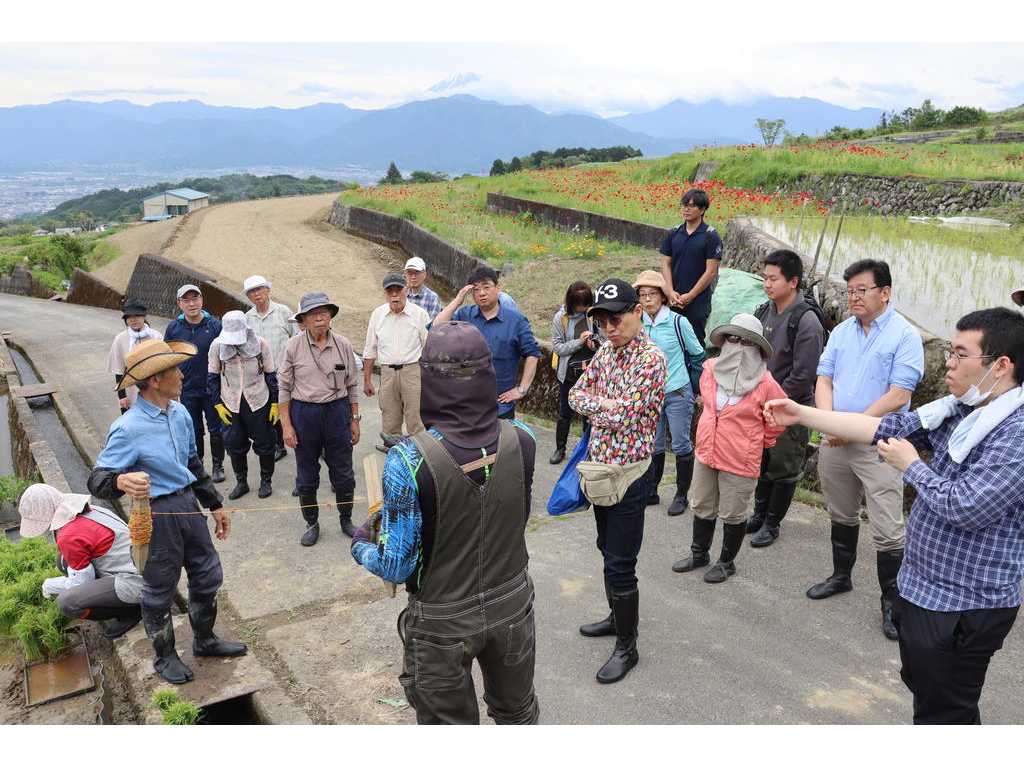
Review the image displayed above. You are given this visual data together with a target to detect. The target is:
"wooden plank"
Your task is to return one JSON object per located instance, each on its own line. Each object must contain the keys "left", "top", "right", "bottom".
{"left": 11, "top": 383, "right": 57, "bottom": 399}
{"left": 362, "top": 453, "right": 383, "bottom": 518}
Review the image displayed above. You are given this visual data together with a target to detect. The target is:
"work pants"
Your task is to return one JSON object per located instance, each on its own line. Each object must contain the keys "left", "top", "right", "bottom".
{"left": 379, "top": 364, "right": 424, "bottom": 436}
{"left": 593, "top": 474, "right": 648, "bottom": 593}
{"left": 140, "top": 489, "right": 224, "bottom": 614}
{"left": 894, "top": 597, "right": 1018, "bottom": 724}
{"left": 290, "top": 398, "right": 355, "bottom": 496}
{"left": 399, "top": 572, "right": 539, "bottom": 725}
{"left": 57, "top": 576, "right": 139, "bottom": 621}
{"left": 224, "top": 399, "right": 276, "bottom": 458}
{"left": 690, "top": 459, "right": 758, "bottom": 524}
{"left": 181, "top": 394, "right": 224, "bottom": 463}
{"left": 653, "top": 387, "right": 695, "bottom": 456}
{"left": 818, "top": 441, "right": 905, "bottom": 551}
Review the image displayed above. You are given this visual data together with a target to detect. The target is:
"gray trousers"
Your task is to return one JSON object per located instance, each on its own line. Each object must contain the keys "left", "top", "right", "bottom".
{"left": 398, "top": 573, "right": 540, "bottom": 725}
{"left": 57, "top": 576, "right": 139, "bottom": 621}
{"left": 141, "top": 489, "right": 224, "bottom": 614}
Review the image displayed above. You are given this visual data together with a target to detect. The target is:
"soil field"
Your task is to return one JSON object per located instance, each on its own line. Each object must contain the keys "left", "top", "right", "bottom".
{"left": 93, "top": 217, "right": 181, "bottom": 292}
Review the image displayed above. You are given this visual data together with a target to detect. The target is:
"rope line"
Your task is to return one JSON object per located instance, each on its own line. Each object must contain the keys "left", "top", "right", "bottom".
{"left": 146, "top": 496, "right": 370, "bottom": 515}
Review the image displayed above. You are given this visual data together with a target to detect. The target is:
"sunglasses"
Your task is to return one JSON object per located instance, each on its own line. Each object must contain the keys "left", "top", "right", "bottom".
{"left": 593, "top": 309, "right": 634, "bottom": 328}
{"left": 724, "top": 334, "right": 757, "bottom": 347}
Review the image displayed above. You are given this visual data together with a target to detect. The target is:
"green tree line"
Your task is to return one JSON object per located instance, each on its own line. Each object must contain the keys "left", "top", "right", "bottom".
{"left": 489, "top": 146, "right": 643, "bottom": 176}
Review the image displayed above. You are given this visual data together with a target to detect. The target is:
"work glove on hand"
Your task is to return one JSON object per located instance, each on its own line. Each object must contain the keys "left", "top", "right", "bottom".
{"left": 268, "top": 403, "right": 280, "bottom": 425}
{"left": 352, "top": 511, "right": 381, "bottom": 547}
{"left": 214, "top": 403, "right": 233, "bottom": 426}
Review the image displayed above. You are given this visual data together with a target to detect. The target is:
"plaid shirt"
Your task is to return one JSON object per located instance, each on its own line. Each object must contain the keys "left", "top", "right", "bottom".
{"left": 407, "top": 286, "right": 443, "bottom": 321}
{"left": 876, "top": 405, "right": 1024, "bottom": 612}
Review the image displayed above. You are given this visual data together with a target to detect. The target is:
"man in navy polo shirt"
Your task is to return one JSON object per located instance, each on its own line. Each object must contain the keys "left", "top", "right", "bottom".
{"left": 659, "top": 188, "right": 723, "bottom": 347}
{"left": 434, "top": 265, "right": 540, "bottom": 420}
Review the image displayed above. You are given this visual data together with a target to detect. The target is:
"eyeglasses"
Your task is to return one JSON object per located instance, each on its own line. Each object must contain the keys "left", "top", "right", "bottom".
{"left": 637, "top": 290, "right": 662, "bottom": 299}
{"left": 724, "top": 334, "right": 757, "bottom": 347}
{"left": 942, "top": 344, "right": 995, "bottom": 366}
{"left": 847, "top": 286, "right": 881, "bottom": 299}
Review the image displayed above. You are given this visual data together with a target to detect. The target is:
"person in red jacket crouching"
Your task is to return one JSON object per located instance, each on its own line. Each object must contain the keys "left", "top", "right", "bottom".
{"left": 672, "top": 314, "right": 786, "bottom": 583}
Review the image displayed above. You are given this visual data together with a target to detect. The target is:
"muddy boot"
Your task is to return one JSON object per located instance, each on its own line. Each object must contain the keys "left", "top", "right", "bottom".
{"left": 550, "top": 418, "right": 570, "bottom": 464}
{"left": 103, "top": 605, "right": 142, "bottom": 640}
{"left": 299, "top": 494, "right": 319, "bottom": 546}
{"left": 227, "top": 454, "right": 249, "bottom": 500}
{"left": 807, "top": 523, "right": 860, "bottom": 599}
{"left": 596, "top": 589, "right": 639, "bottom": 684}
{"left": 667, "top": 453, "right": 694, "bottom": 517}
{"left": 142, "top": 608, "right": 193, "bottom": 685}
{"left": 704, "top": 522, "right": 746, "bottom": 583}
{"left": 337, "top": 490, "right": 356, "bottom": 538}
{"left": 258, "top": 454, "right": 274, "bottom": 499}
{"left": 646, "top": 452, "right": 665, "bottom": 506}
{"left": 672, "top": 516, "right": 715, "bottom": 572}
{"left": 579, "top": 577, "right": 616, "bottom": 637}
{"left": 189, "top": 595, "right": 247, "bottom": 657}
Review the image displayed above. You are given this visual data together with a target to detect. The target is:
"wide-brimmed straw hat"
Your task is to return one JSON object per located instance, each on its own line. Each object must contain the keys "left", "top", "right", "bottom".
{"left": 709, "top": 313, "right": 773, "bottom": 358}
{"left": 632, "top": 270, "right": 669, "bottom": 301}
{"left": 18, "top": 483, "right": 90, "bottom": 538}
{"left": 294, "top": 291, "right": 339, "bottom": 320}
{"left": 1013, "top": 288, "right": 1024, "bottom": 307}
{"left": 115, "top": 338, "right": 196, "bottom": 390}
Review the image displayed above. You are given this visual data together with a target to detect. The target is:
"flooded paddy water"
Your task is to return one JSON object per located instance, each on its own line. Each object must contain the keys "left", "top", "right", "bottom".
{"left": 750, "top": 215, "right": 1024, "bottom": 338}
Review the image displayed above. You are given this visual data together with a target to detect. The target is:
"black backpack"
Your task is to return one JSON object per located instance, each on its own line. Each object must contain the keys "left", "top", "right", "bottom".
{"left": 755, "top": 291, "right": 832, "bottom": 351}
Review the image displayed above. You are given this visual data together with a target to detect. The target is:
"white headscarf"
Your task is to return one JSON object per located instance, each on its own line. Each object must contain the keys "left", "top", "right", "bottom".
{"left": 128, "top": 324, "right": 160, "bottom": 348}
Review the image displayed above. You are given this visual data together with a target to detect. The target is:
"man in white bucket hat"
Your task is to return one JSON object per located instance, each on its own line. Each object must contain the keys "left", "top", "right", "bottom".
{"left": 244, "top": 274, "right": 294, "bottom": 462}
{"left": 18, "top": 483, "right": 143, "bottom": 639}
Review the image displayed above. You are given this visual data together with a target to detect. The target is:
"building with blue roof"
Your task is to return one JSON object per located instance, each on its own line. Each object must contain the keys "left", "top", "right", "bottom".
{"left": 141, "top": 188, "right": 210, "bottom": 220}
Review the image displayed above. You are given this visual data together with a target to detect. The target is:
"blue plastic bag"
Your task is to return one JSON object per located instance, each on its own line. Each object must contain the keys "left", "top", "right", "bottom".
{"left": 546, "top": 426, "right": 591, "bottom": 516}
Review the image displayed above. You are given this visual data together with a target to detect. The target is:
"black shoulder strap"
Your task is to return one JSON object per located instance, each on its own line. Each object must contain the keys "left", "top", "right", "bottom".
{"left": 754, "top": 301, "right": 770, "bottom": 322}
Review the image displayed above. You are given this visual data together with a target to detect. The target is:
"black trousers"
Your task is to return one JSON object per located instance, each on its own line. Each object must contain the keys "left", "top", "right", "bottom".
{"left": 593, "top": 473, "right": 648, "bottom": 593}
{"left": 141, "top": 489, "right": 224, "bottom": 613}
{"left": 181, "top": 394, "right": 224, "bottom": 462}
{"left": 290, "top": 398, "right": 355, "bottom": 496}
{"left": 671, "top": 303, "right": 711, "bottom": 349}
{"left": 557, "top": 364, "right": 588, "bottom": 426}
{"left": 224, "top": 399, "right": 276, "bottom": 457}
{"left": 894, "top": 597, "right": 1019, "bottom": 724}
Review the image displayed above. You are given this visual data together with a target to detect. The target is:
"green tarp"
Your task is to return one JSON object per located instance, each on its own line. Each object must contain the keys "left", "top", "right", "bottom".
{"left": 704, "top": 268, "right": 766, "bottom": 348}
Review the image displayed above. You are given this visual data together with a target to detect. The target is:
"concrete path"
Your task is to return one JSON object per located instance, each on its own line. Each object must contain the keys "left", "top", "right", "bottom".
{"left": 2, "top": 293, "right": 1023, "bottom": 724}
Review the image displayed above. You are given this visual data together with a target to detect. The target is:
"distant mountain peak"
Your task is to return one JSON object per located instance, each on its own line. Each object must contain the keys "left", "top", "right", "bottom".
{"left": 428, "top": 72, "right": 482, "bottom": 93}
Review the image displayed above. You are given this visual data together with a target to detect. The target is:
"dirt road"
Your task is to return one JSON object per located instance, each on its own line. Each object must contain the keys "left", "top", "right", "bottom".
{"left": 93, "top": 217, "right": 180, "bottom": 292}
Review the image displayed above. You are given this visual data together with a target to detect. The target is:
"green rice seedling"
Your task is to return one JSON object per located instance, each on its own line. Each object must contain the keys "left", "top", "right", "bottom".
{"left": 162, "top": 699, "right": 203, "bottom": 725}
{"left": 150, "top": 688, "right": 181, "bottom": 712}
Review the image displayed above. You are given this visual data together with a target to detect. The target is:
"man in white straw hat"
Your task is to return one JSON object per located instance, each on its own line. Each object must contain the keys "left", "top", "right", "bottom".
{"left": 209, "top": 310, "right": 279, "bottom": 501}
{"left": 18, "top": 483, "right": 143, "bottom": 639}
{"left": 88, "top": 337, "right": 247, "bottom": 685}
{"left": 243, "top": 274, "right": 295, "bottom": 461}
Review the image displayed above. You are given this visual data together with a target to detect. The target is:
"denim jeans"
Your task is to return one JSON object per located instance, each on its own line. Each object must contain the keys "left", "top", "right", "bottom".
{"left": 653, "top": 387, "right": 695, "bottom": 456}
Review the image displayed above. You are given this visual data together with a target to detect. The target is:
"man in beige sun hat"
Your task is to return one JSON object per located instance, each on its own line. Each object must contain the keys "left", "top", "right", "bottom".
{"left": 18, "top": 483, "right": 143, "bottom": 639}
{"left": 88, "top": 337, "right": 247, "bottom": 685}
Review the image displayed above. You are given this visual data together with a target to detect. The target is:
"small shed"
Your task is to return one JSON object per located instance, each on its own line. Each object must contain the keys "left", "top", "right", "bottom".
{"left": 141, "top": 188, "right": 210, "bottom": 220}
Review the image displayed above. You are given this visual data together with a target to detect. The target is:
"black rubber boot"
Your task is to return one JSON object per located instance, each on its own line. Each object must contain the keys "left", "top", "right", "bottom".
{"left": 646, "top": 453, "right": 665, "bottom": 506}
{"left": 210, "top": 432, "right": 226, "bottom": 484}
{"left": 299, "top": 494, "right": 319, "bottom": 546}
{"left": 189, "top": 595, "right": 247, "bottom": 657}
{"left": 667, "top": 453, "right": 694, "bottom": 517}
{"left": 596, "top": 589, "right": 639, "bottom": 684}
{"left": 877, "top": 549, "right": 903, "bottom": 641}
{"left": 579, "top": 577, "right": 616, "bottom": 638}
{"left": 806, "top": 523, "right": 860, "bottom": 599}
{"left": 672, "top": 516, "right": 715, "bottom": 572}
{"left": 550, "top": 418, "right": 570, "bottom": 464}
{"left": 103, "top": 605, "right": 142, "bottom": 639}
{"left": 258, "top": 454, "right": 274, "bottom": 498}
{"left": 751, "top": 480, "right": 798, "bottom": 548}
{"left": 227, "top": 454, "right": 249, "bottom": 500}
{"left": 337, "top": 490, "right": 356, "bottom": 538}
{"left": 142, "top": 609, "right": 194, "bottom": 685}
{"left": 746, "top": 478, "right": 772, "bottom": 534}
{"left": 704, "top": 522, "right": 746, "bottom": 583}
{"left": 274, "top": 423, "right": 287, "bottom": 462}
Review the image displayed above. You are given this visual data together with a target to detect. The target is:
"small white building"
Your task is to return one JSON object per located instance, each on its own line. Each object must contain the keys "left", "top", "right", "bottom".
{"left": 142, "top": 188, "right": 210, "bottom": 221}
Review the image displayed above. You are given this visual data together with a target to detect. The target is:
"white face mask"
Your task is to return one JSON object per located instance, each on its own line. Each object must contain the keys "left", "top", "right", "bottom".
{"left": 957, "top": 363, "right": 997, "bottom": 406}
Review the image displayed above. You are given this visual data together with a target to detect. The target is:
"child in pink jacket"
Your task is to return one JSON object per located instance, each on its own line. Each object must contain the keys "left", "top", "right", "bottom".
{"left": 672, "top": 313, "right": 786, "bottom": 584}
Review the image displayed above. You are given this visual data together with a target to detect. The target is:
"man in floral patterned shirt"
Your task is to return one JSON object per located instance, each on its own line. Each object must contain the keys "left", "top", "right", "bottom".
{"left": 569, "top": 278, "right": 666, "bottom": 684}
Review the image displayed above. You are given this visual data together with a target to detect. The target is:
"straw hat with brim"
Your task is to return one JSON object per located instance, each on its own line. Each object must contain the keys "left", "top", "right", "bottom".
{"left": 709, "top": 313, "right": 773, "bottom": 358}
{"left": 115, "top": 338, "right": 196, "bottom": 390}
{"left": 18, "top": 483, "right": 90, "bottom": 538}
{"left": 1013, "top": 288, "right": 1024, "bottom": 307}
{"left": 633, "top": 270, "right": 670, "bottom": 301}
{"left": 294, "top": 291, "right": 339, "bottom": 320}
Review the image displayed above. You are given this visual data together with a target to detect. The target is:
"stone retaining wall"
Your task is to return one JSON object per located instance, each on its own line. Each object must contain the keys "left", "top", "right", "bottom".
{"left": 66, "top": 268, "right": 125, "bottom": 311}
{"left": 0, "top": 264, "right": 55, "bottom": 300}
{"left": 124, "top": 253, "right": 250, "bottom": 319}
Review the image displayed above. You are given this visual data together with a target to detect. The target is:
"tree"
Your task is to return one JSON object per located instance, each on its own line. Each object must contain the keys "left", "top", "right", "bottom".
{"left": 409, "top": 170, "right": 448, "bottom": 184}
{"left": 489, "top": 159, "right": 507, "bottom": 176}
{"left": 944, "top": 106, "right": 988, "bottom": 127}
{"left": 509, "top": 156, "right": 523, "bottom": 172}
{"left": 756, "top": 118, "right": 786, "bottom": 146}
{"left": 379, "top": 162, "right": 404, "bottom": 185}
{"left": 910, "top": 99, "right": 944, "bottom": 131}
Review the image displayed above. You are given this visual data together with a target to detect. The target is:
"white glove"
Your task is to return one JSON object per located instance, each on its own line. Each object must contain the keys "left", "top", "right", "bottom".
{"left": 916, "top": 395, "right": 958, "bottom": 430}
{"left": 41, "top": 577, "right": 64, "bottom": 599}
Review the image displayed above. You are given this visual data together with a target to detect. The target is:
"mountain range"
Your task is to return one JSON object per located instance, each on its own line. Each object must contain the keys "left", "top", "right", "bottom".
{"left": 0, "top": 94, "right": 883, "bottom": 176}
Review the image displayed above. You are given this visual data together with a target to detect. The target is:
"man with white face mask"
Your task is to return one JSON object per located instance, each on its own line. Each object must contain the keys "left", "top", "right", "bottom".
{"left": 765, "top": 307, "right": 1024, "bottom": 725}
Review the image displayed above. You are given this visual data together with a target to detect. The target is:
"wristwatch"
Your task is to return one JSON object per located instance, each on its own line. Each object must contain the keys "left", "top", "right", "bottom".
{"left": 351, "top": 413, "right": 362, "bottom": 422}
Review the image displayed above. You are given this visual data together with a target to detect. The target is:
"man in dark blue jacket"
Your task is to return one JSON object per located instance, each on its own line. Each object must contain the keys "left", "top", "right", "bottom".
{"left": 163, "top": 284, "right": 226, "bottom": 483}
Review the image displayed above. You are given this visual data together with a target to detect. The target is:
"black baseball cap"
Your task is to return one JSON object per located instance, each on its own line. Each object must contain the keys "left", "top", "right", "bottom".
{"left": 588, "top": 278, "right": 639, "bottom": 315}
{"left": 121, "top": 300, "right": 148, "bottom": 319}
{"left": 383, "top": 273, "right": 407, "bottom": 289}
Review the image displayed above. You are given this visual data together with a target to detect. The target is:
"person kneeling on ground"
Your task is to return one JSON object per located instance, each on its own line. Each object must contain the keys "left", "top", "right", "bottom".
{"left": 18, "top": 484, "right": 143, "bottom": 639}
{"left": 351, "top": 321, "right": 540, "bottom": 725}
{"left": 208, "top": 310, "right": 280, "bottom": 501}
{"left": 673, "top": 314, "right": 786, "bottom": 583}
